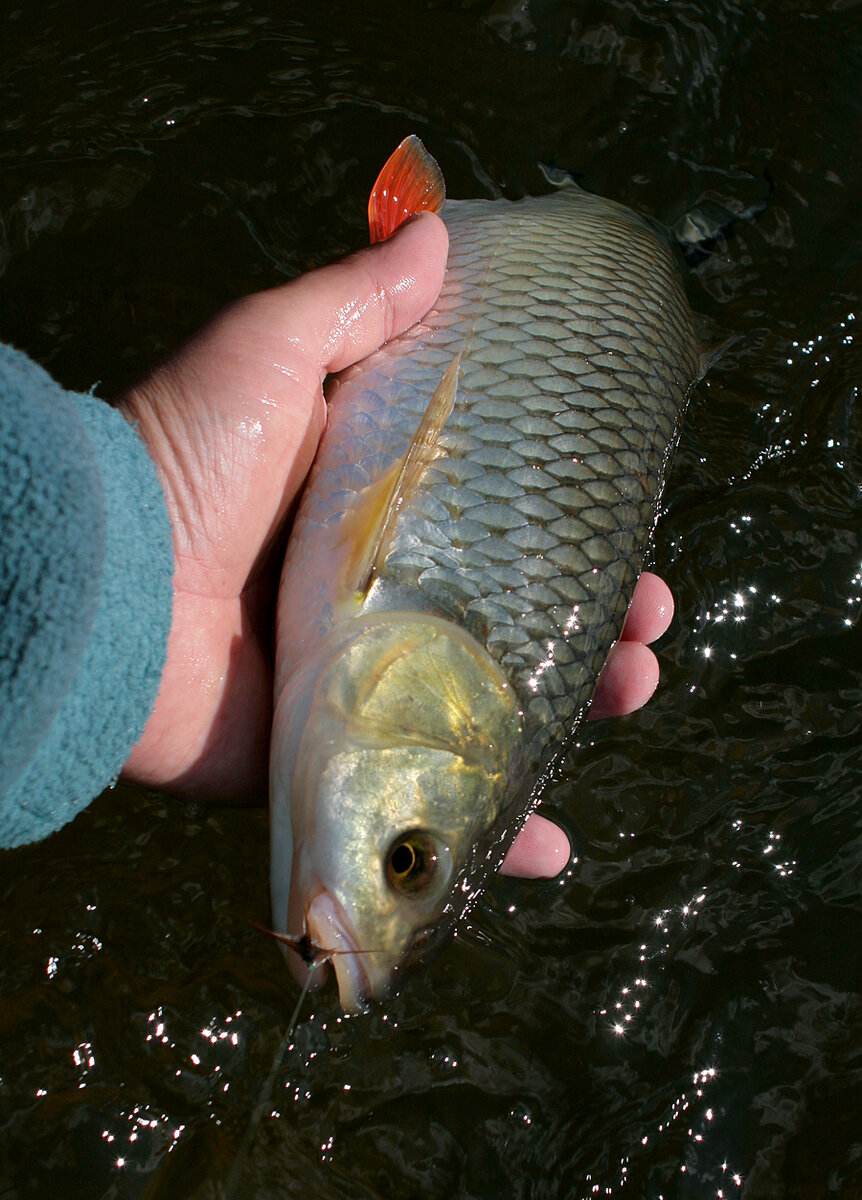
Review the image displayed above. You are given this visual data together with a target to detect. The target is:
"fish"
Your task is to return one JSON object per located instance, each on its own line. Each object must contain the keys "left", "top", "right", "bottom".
{"left": 269, "top": 135, "right": 701, "bottom": 1011}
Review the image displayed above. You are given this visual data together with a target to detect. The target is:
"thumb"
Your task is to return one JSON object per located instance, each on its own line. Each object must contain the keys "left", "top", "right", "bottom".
{"left": 262, "top": 209, "right": 449, "bottom": 378}
{"left": 214, "top": 209, "right": 449, "bottom": 399}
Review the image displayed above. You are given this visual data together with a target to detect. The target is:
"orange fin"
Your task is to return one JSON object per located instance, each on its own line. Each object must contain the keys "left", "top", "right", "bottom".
{"left": 368, "top": 134, "right": 446, "bottom": 244}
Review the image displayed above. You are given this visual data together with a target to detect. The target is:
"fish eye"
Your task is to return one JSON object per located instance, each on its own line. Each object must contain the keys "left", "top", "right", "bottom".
{"left": 385, "top": 831, "right": 440, "bottom": 893}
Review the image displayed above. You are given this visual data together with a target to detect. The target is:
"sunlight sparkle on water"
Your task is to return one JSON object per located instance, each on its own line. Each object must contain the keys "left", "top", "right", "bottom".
{"left": 844, "top": 562, "right": 862, "bottom": 627}
{"left": 100, "top": 1102, "right": 186, "bottom": 1162}
{"left": 600, "top": 892, "right": 709, "bottom": 1037}
{"left": 693, "top": 579, "right": 787, "bottom": 664}
{"left": 573, "top": 1058, "right": 739, "bottom": 1198}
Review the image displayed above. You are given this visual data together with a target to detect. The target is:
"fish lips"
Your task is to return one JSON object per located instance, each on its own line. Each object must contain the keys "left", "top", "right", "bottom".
{"left": 304, "top": 891, "right": 376, "bottom": 1013}
{"left": 300, "top": 892, "right": 451, "bottom": 1012}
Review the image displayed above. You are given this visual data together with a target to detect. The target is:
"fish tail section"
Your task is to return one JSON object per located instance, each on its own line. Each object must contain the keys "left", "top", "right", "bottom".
{"left": 368, "top": 134, "right": 446, "bottom": 243}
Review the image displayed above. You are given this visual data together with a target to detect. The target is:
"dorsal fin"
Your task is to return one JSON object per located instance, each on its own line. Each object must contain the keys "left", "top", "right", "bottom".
{"left": 344, "top": 353, "right": 462, "bottom": 595}
{"left": 368, "top": 135, "right": 446, "bottom": 244}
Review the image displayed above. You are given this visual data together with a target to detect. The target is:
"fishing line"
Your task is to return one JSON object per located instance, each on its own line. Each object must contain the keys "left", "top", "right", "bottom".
{"left": 215, "top": 964, "right": 319, "bottom": 1200}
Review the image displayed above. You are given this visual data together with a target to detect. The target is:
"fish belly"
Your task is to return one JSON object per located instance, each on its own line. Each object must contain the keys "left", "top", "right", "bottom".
{"left": 275, "top": 184, "right": 700, "bottom": 767}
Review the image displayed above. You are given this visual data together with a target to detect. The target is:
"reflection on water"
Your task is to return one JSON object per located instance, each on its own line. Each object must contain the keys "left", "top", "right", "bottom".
{"left": 2, "top": 0, "right": 862, "bottom": 1197}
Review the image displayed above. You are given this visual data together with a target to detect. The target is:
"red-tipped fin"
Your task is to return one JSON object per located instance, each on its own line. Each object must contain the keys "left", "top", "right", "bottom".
{"left": 368, "top": 134, "right": 446, "bottom": 244}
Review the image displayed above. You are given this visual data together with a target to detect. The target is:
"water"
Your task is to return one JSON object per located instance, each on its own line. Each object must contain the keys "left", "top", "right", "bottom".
{"left": 1, "top": 1, "right": 860, "bottom": 1196}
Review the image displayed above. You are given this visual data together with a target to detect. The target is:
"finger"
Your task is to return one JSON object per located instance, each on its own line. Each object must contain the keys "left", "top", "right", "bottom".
{"left": 272, "top": 210, "right": 449, "bottom": 378}
{"left": 619, "top": 571, "right": 674, "bottom": 644}
{"left": 588, "top": 639, "right": 660, "bottom": 721}
{"left": 499, "top": 813, "right": 571, "bottom": 879}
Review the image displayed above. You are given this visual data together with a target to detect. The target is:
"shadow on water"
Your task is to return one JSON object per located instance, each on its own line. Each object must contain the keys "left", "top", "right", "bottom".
{"left": 1, "top": 1, "right": 861, "bottom": 1196}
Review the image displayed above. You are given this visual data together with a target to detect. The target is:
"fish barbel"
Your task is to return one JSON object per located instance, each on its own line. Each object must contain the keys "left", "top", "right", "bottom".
{"left": 270, "top": 136, "right": 701, "bottom": 1010}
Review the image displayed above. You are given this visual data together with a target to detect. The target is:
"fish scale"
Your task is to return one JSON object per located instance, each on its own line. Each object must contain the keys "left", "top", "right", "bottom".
{"left": 283, "top": 185, "right": 700, "bottom": 760}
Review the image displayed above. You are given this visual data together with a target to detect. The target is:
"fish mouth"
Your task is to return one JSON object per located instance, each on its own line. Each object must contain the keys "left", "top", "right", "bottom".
{"left": 305, "top": 892, "right": 373, "bottom": 1013}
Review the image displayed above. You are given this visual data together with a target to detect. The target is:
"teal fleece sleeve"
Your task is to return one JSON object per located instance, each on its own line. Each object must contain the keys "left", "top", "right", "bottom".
{"left": 0, "top": 343, "right": 173, "bottom": 847}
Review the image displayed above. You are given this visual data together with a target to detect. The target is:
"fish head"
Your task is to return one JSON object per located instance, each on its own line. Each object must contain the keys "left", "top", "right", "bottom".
{"left": 270, "top": 614, "right": 522, "bottom": 1011}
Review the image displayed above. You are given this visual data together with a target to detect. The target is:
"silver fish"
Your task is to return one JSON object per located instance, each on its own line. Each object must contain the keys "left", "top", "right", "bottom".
{"left": 269, "top": 137, "right": 701, "bottom": 1010}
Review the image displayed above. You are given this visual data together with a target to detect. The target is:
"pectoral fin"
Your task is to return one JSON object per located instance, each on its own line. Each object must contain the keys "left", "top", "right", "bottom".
{"left": 343, "top": 353, "right": 462, "bottom": 596}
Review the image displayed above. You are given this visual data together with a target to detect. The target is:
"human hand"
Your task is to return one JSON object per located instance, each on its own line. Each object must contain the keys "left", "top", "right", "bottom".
{"left": 120, "top": 212, "right": 449, "bottom": 803}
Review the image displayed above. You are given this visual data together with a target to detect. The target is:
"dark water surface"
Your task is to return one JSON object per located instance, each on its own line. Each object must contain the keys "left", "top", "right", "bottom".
{"left": 2, "top": 1, "right": 861, "bottom": 1196}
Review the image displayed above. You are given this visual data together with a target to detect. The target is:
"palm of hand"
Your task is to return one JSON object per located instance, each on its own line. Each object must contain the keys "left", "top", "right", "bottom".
{"left": 121, "top": 299, "right": 329, "bottom": 802}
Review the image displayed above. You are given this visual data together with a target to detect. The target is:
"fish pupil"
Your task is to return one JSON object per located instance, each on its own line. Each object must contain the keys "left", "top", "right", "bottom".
{"left": 391, "top": 842, "right": 419, "bottom": 878}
